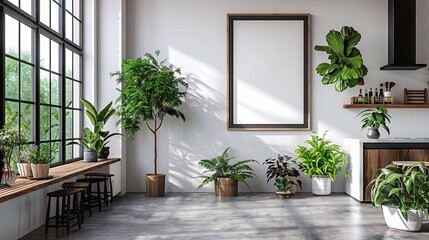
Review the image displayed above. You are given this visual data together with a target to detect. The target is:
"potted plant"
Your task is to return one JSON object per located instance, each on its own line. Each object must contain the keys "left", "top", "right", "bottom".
{"left": 357, "top": 107, "right": 391, "bottom": 139}
{"left": 0, "top": 127, "right": 24, "bottom": 187}
{"left": 112, "top": 50, "right": 188, "bottom": 197}
{"left": 29, "top": 144, "right": 53, "bottom": 179}
{"left": 274, "top": 176, "right": 297, "bottom": 199}
{"left": 80, "top": 98, "right": 121, "bottom": 160}
{"left": 196, "top": 147, "right": 258, "bottom": 197}
{"left": 295, "top": 131, "right": 348, "bottom": 195}
{"left": 16, "top": 145, "right": 35, "bottom": 177}
{"left": 68, "top": 128, "right": 103, "bottom": 162}
{"left": 314, "top": 26, "right": 368, "bottom": 92}
{"left": 263, "top": 154, "right": 302, "bottom": 194}
{"left": 369, "top": 163, "right": 429, "bottom": 231}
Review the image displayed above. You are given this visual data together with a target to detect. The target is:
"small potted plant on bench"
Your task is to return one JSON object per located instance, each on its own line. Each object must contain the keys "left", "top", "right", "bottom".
{"left": 29, "top": 145, "right": 53, "bottom": 179}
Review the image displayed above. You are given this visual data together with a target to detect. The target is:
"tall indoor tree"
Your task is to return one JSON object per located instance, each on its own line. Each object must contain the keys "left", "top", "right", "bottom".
{"left": 111, "top": 50, "right": 188, "bottom": 197}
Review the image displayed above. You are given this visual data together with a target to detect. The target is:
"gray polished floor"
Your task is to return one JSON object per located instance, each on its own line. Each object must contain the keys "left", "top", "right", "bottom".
{"left": 21, "top": 193, "right": 429, "bottom": 240}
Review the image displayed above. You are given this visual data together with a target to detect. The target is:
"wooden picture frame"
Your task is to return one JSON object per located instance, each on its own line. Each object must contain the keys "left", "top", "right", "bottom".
{"left": 227, "top": 14, "right": 311, "bottom": 131}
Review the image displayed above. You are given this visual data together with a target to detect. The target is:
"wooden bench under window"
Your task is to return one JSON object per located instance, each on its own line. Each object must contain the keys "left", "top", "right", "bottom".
{"left": 0, "top": 158, "right": 120, "bottom": 203}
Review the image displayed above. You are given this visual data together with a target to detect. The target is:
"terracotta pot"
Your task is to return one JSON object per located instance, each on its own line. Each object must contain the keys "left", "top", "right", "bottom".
{"left": 216, "top": 178, "right": 238, "bottom": 197}
{"left": 146, "top": 174, "right": 166, "bottom": 197}
{"left": 17, "top": 163, "right": 32, "bottom": 177}
{"left": 31, "top": 164, "right": 50, "bottom": 179}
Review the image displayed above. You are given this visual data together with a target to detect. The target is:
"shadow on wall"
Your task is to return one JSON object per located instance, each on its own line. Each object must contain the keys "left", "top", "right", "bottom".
{"left": 166, "top": 73, "right": 302, "bottom": 193}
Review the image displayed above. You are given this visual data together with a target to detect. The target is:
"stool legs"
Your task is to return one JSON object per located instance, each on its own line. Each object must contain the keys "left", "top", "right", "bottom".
{"left": 45, "top": 197, "right": 51, "bottom": 234}
{"left": 109, "top": 177, "right": 113, "bottom": 204}
{"left": 97, "top": 181, "right": 102, "bottom": 212}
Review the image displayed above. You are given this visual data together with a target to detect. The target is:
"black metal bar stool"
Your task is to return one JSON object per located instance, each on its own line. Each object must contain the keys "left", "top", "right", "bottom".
{"left": 45, "top": 188, "right": 84, "bottom": 234}
{"left": 85, "top": 173, "right": 114, "bottom": 206}
{"left": 76, "top": 178, "right": 106, "bottom": 212}
{"left": 62, "top": 182, "right": 90, "bottom": 222}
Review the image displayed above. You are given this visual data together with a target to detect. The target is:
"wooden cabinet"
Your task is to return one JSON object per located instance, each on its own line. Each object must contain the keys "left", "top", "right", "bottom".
{"left": 343, "top": 139, "right": 429, "bottom": 202}
{"left": 363, "top": 149, "right": 429, "bottom": 201}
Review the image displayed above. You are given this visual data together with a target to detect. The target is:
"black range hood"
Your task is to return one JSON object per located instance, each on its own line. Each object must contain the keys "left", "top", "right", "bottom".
{"left": 380, "top": 0, "right": 427, "bottom": 70}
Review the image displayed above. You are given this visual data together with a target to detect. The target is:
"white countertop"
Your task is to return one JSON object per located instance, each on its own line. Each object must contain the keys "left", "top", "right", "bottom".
{"left": 344, "top": 137, "right": 429, "bottom": 143}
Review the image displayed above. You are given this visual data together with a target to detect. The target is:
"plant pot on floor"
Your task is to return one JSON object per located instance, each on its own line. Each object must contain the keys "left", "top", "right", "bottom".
{"left": 146, "top": 174, "right": 165, "bottom": 197}
{"left": 382, "top": 205, "right": 424, "bottom": 231}
{"left": 312, "top": 176, "right": 331, "bottom": 195}
{"left": 276, "top": 191, "right": 293, "bottom": 199}
{"left": 84, "top": 151, "right": 98, "bottom": 162}
{"left": 98, "top": 147, "right": 110, "bottom": 160}
{"left": 17, "top": 163, "right": 32, "bottom": 177}
{"left": 31, "top": 164, "right": 49, "bottom": 179}
{"left": 215, "top": 178, "right": 238, "bottom": 197}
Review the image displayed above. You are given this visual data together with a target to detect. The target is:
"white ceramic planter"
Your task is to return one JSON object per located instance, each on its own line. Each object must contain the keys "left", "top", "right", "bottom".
{"left": 312, "top": 176, "right": 331, "bottom": 195}
{"left": 382, "top": 205, "right": 424, "bottom": 232}
{"left": 31, "top": 164, "right": 50, "bottom": 178}
{"left": 17, "top": 163, "right": 32, "bottom": 177}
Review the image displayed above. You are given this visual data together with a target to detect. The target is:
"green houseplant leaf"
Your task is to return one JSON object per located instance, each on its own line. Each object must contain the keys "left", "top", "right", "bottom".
{"left": 315, "top": 26, "right": 367, "bottom": 92}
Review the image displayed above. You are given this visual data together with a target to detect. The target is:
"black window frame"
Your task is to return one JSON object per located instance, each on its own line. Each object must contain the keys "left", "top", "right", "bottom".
{"left": 0, "top": 0, "right": 84, "bottom": 165}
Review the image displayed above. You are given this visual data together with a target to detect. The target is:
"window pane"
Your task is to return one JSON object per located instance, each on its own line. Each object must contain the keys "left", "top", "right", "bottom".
{"left": 20, "top": 23, "right": 33, "bottom": 62}
{"left": 51, "top": 41, "right": 60, "bottom": 73}
{"left": 51, "top": 74, "right": 59, "bottom": 105}
{"left": 8, "top": 0, "right": 19, "bottom": 7}
{"left": 5, "top": 101, "right": 19, "bottom": 130}
{"left": 73, "top": 53, "right": 80, "bottom": 81}
{"left": 20, "top": 0, "right": 33, "bottom": 16}
{"left": 51, "top": 142, "right": 60, "bottom": 164}
{"left": 66, "top": 109, "right": 72, "bottom": 139}
{"left": 5, "top": 57, "right": 19, "bottom": 100}
{"left": 5, "top": 15, "right": 19, "bottom": 58}
{"left": 51, "top": 107, "right": 60, "bottom": 140}
{"left": 21, "top": 63, "right": 33, "bottom": 102}
{"left": 65, "top": 49, "right": 72, "bottom": 78}
{"left": 74, "top": 0, "right": 81, "bottom": 19}
{"left": 73, "top": 18, "right": 80, "bottom": 46}
{"left": 40, "top": 70, "right": 50, "bottom": 104}
{"left": 40, "top": 35, "right": 50, "bottom": 69}
{"left": 51, "top": 1, "right": 60, "bottom": 32}
{"left": 65, "top": 12, "right": 73, "bottom": 41}
{"left": 66, "top": 79, "right": 73, "bottom": 107}
{"left": 66, "top": 0, "right": 72, "bottom": 12}
{"left": 40, "top": 0, "right": 50, "bottom": 27}
{"left": 73, "top": 110, "right": 81, "bottom": 139}
{"left": 73, "top": 145, "right": 81, "bottom": 159}
{"left": 20, "top": 103, "right": 33, "bottom": 142}
{"left": 40, "top": 106, "right": 50, "bottom": 141}
{"left": 66, "top": 144, "right": 73, "bottom": 160}
{"left": 73, "top": 81, "right": 80, "bottom": 108}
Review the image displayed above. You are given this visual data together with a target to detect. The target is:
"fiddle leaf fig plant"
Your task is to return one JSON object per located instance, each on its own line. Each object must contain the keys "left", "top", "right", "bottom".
{"left": 315, "top": 26, "right": 368, "bottom": 92}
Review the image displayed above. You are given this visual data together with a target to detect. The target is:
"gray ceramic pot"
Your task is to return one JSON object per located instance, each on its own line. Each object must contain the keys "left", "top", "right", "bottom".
{"left": 367, "top": 128, "right": 380, "bottom": 139}
{"left": 84, "top": 151, "right": 98, "bottom": 162}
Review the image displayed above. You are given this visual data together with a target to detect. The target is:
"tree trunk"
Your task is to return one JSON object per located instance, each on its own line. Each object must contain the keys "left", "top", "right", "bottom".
{"left": 153, "top": 120, "right": 157, "bottom": 175}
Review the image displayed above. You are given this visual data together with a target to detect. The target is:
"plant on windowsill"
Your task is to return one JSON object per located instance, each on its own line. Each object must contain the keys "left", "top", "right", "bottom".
{"left": 263, "top": 154, "right": 302, "bottom": 195}
{"left": 68, "top": 127, "right": 103, "bottom": 162}
{"left": 80, "top": 98, "right": 121, "bottom": 160}
{"left": 357, "top": 107, "right": 391, "bottom": 139}
{"left": 112, "top": 50, "right": 188, "bottom": 197}
{"left": 196, "top": 147, "right": 258, "bottom": 197}
{"left": 16, "top": 145, "right": 36, "bottom": 177}
{"left": 294, "top": 131, "right": 348, "bottom": 196}
{"left": 29, "top": 144, "right": 53, "bottom": 179}
{"left": 314, "top": 26, "right": 368, "bottom": 92}
{"left": 0, "top": 127, "right": 24, "bottom": 187}
{"left": 369, "top": 162, "right": 429, "bottom": 231}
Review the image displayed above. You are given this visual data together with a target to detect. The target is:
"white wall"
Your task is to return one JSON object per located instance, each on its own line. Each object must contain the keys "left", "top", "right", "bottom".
{"left": 125, "top": 0, "right": 429, "bottom": 193}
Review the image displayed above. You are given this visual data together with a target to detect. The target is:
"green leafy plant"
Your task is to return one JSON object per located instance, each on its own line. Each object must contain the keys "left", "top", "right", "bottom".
{"left": 357, "top": 107, "right": 391, "bottom": 134}
{"left": 263, "top": 154, "right": 302, "bottom": 189}
{"left": 29, "top": 145, "right": 53, "bottom": 164}
{"left": 315, "top": 26, "right": 368, "bottom": 92}
{"left": 80, "top": 98, "right": 121, "bottom": 150}
{"left": 295, "top": 131, "right": 348, "bottom": 181}
{"left": 196, "top": 147, "right": 258, "bottom": 190}
{"left": 0, "top": 127, "right": 24, "bottom": 172}
{"left": 369, "top": 163, "right": 429, "bottom": 220}
{"left": 274, "top": 176, "right": 296, "bottom": 192}
{"left": 112, "top": 50, "right": 188, "bottom": 175}
{"left": 68, "top": 128, "right": 103, "bottom": 152}
{"left": 16, "top": 145, "right": 36, "bottom": 163}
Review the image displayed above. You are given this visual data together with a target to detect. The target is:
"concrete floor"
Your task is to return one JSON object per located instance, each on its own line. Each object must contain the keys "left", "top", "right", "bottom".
{"left": 21, "top": 193, "right": 429, "bottom": 240}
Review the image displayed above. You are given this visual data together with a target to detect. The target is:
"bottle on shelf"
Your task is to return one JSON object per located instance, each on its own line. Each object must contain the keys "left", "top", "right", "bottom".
{"left": 368, "top": 87, "right": 373, "bottom": 104}
{"left": 358, "top": 89, "right": 363, "bottom": 104}
{"left": 375, "top": 88, "right": 379, "bottom": 103}
{"left": 364, "top": 89, "right": 368, "bottom": 104}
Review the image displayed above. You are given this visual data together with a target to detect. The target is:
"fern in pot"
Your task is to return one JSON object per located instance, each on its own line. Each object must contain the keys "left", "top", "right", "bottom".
{"left": 369, "top": 163, "right": 429, "bottom": 231}
{"left": 196, "top": 147, "right": 258, "bottom": 197}
{"left": 295, "top": 131, "right": 348, "bottom": 195}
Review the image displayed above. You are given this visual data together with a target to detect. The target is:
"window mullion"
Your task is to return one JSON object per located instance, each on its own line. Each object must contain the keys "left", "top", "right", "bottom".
{"left": 35, "top": 27, "right": 40, "bottom": 145}
{"left": 0, "top": 6, "right": 5, "bottom": 127}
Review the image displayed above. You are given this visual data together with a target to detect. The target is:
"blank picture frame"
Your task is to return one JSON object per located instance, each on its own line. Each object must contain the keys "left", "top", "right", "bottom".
{"left": 227, "top": 14, "right": 311, "bottom": 131}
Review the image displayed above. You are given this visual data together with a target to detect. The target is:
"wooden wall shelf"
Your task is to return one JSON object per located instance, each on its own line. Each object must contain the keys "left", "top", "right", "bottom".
{"left": 343, "top": 104, "right": 429, "bottom": 109}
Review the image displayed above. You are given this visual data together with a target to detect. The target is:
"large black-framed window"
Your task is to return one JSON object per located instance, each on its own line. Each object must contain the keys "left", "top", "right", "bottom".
{"left": 0, "top": 0, "right": 83, "bottom": 165}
